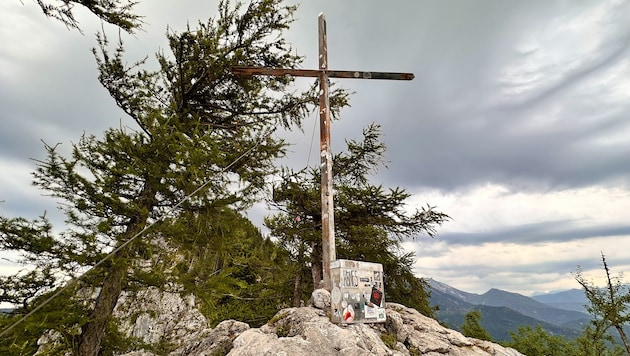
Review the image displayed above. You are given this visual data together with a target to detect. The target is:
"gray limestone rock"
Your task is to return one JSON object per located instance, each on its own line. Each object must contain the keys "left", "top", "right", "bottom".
{"left": 311, "top": 288, "right": 332, "bottom": 310}
{"left": 224, "top": 304, "right": 524, "bottom": 356}
{"left": 37, "top": 286, "right": 525, "bottom": 356}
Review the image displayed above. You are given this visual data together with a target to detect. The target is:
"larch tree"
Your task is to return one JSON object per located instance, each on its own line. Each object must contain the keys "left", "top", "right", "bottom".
{"left": 32, "top": 0, "right": 142, "bottom": 33}
{"left": 265, "top": 124, "right": 449, "bottom": 317}
{"left": 1, "top": 0, "right": 349, "bottom": 354}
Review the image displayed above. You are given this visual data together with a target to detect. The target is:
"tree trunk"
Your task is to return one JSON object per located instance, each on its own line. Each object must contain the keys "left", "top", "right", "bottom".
{"left": 310, "top": 241, "right": 322, "bottom": 289}
{"left": 614, "top": 324, "right": 630, "bottom": 355}
{"left": 77, "top": 182, "right": 156, "bottom": 355}
{"left": 292, "top": 273, "right": 302, "bottom": 307}
{"left": 601, "top": 254, "right": 630, "bottom": 355}
{"left": 78, "top": 263, "right": 125, "bottom": 356}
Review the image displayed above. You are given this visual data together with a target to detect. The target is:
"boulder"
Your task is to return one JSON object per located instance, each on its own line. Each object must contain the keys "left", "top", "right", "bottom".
{"left": 114, "top": 286, "right": 209, "bottom": 346}
{"left": 310, "top": 288, "right": 331, "bottom": 309}
{"left": 173, "top": 319, "right": 249, "bottom": 356}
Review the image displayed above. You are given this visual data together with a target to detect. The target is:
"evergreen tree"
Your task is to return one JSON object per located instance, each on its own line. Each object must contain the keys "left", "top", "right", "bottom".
{"left": 505, "top": 325, "right": 575, "bottom": 356}
{"left": 1, "top": 1, "right": 349, "bottom": 354}
{"left": 0, "top": 215, "right": 57, "bottom": 310}
{"left": 265, "top": 124, "right": 449, "bottom": 316}
{"left": 505, "top": 323, "right": 625, "bottom": 356}
{"left": 461, "top": 310, "right": 492, "bottom": 341}
{"left": 576, "top": 253, "right": 630, "bottom": 355}
{"left": 162, "top": 207, "right": 295, "bottom": 328}
{"left": 33, "top": 0, "right": 142, "bottom": 33}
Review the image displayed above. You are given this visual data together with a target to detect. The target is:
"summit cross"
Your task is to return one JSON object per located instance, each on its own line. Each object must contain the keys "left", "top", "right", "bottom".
{"left": 232, "top": 13, "right": 414, "bottom": 291}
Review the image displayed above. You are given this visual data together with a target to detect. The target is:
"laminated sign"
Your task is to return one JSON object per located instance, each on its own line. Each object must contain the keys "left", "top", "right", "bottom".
{"left": 330, "top": 259, "right": 386, "bottom": 324}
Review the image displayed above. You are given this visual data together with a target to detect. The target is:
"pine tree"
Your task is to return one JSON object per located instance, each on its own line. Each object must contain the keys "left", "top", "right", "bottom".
{"left": 265, "top": 124, "right": 449, "bottom": 316}
{"left": 162, "top": 207, "right": 295, "bottom": 327}
{"left": 461, "top": 310, "right": 492, "bottom": 341}
{"left": 1, "top": 1, "right": 348, "bottom": 354}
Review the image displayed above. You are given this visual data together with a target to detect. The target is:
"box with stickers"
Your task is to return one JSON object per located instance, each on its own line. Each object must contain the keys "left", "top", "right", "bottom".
{"left": 330, "top": 259, "right": 386, "bottom": 324}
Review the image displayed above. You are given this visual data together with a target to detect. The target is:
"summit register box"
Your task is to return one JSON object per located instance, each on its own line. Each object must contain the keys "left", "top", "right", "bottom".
{"left": 330, "top": 259, "right": 386, "bottom": 324}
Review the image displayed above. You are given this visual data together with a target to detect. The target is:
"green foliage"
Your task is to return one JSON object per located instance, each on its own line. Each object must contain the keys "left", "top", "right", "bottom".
{"left": 0, "top": 214, "right": 59, "bottom": 309}
{"left": 380, "top": 332, "right": 398, "bottom": 350}
{"left": 501, "top": 318, "right": 624, "bottom": 356}
{"left": 276, "top": 325, "right": 291, "bottom": 337}
{"left": 267, "top": 310, "right": 291, "bottom": 338}
{"left": 34, "top": 0, "right": 142, "bottom": 33}
{"left": 504, "top": 323, "right": 625, "bottom": 356}
{"left": 164, "top": 208, "right": 294, "bottom": 327}
{"left": 268, "top": 311, "right": 290, "bottom": 325}
{"left": 505, "top": 325, "right": 576, "bottom": 356}
{"left": 97, "top": 320, "right": 151, "bottom": 356}
{"left": 3, "top": 0, "right": 338, "bottom": 353}
{"left": 461, "top": 310, "right": 492, "bottom": 341}
{"left": 0, "top": 263, "right": 56, "bottom": 310}
{"left": 572, "top": 323, "right": 625, "bottom": 356}
{"left": 575, "top": 253, "right": 630, "bottom": 354}
{"left": 266, "top": 124, "right": 449, "bottom": 316}
{"left": 0, "top": 285, "right": 88, "bottom": 355}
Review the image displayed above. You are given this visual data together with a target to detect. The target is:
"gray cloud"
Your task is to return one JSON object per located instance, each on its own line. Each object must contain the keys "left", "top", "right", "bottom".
{"left": 354, "top": 0, "right": 630, "bottom": 192}
{"left": 438, "top": 221, "right": 630, "bottom": 246}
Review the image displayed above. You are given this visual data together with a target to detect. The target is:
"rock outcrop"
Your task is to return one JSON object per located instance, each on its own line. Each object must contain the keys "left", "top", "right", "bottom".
{"left": 36, "top": 287, "right": 523, "bottom": 355}
{"left": 114, "top": 286, "right": 209, "bottom": 347}
{"left": 225, "top": 302, "right": 523, "bottom": 356}
{"left": 110, "top": 288, "right": 524, "bottom": 356}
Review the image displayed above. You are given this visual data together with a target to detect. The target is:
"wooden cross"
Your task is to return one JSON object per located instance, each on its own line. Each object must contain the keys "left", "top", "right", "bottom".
{"left": 232, "top": 13, "right": 414, "bottom": 291}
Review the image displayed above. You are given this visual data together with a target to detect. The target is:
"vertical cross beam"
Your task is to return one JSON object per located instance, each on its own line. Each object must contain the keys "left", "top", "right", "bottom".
{"left": 231, "top": 14, "right": 413, "bottom": 293}
{"left": 318, "top": 13, "right": 335, "bottom": 291}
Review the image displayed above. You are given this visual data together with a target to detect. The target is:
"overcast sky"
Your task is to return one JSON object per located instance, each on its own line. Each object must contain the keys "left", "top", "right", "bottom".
{"left": 2, "top": 0, "right": 630, "bottom": 298}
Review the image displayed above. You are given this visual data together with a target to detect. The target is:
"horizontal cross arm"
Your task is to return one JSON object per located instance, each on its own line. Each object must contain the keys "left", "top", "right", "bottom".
{"left": 328, "top": 70, "right": 414, "bottom": 80}
{"left": 232, "top": 66, "right": 320, "bottom": 78}
{"left": 231, "top": 66, "right": 414, "bottom": 80}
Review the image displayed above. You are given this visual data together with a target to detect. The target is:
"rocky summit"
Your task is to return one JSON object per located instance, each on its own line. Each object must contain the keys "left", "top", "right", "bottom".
{"left": 37, "top": 288, "right": 524, "bottom": 355}
{"left": 226, "top": 302, "right": 524, "bottom": 356}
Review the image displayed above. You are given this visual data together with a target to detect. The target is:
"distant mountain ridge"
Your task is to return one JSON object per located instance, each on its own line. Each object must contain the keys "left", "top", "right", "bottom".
{"left": 428, "top": 279, "right": 591, "bottom": 341}
{"left": 532, "top": 289, "right": 588, "bottom": 313}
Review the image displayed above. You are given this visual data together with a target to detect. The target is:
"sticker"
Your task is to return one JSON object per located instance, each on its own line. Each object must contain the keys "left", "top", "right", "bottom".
{"left": 364, "top": 305, "right": 377, "bottom": 318}
{"left": 377, "top": 308, "right": 386, "bottom": 322}
{"left": 331, "top": 287, "right": 342, "bottom": 304}
{"left": 370, "top": 286, "right": 383, "bottom": 306}
{"left": 343, "top": 305, "right": 355, "bottom": 322}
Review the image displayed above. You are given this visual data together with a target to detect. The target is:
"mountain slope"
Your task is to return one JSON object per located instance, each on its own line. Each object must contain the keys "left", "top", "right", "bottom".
{"left": 429, "top": 278, "right": 480, "bottom": 302}
{"left": 430, "top": 287, "right": 583, "bottom": 341}
{"left": 429, "top": 280, "right": 590, "bottom": 341}
{"left": 532, "top": 289, "right": 588, "bottom": 313}
{"left": 470, "top": 288, "right": 590, "bottom": 326}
